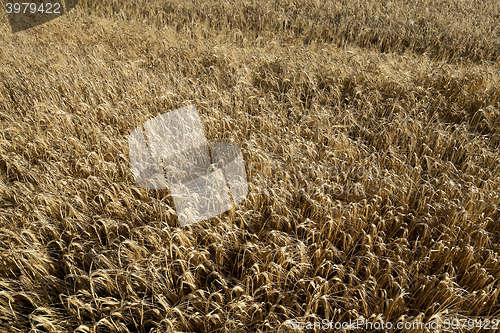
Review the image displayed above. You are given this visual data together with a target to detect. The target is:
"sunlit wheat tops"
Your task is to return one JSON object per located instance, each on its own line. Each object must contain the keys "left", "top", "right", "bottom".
{"left": 0, "top": 0, "right": 499, "bottom": 332}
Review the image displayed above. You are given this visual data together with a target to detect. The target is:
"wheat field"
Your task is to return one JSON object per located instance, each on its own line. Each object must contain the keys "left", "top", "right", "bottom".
{"left": 0, "top": 0, "right": 499, "bottom": 332}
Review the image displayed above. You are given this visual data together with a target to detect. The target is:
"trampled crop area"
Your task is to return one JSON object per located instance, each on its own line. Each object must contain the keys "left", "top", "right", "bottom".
{"left": 0, "top": 0, "right": 499, "bottom": 331}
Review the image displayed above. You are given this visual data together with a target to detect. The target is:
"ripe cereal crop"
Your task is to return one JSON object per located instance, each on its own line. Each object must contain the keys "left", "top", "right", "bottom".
{"left": 0, "top": 0, "right": 499, "bottom": 332}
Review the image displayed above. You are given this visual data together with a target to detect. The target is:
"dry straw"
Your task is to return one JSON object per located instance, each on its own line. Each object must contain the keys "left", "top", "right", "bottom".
{"left": 0, "top": 0, "right": 500, "bottom": 332}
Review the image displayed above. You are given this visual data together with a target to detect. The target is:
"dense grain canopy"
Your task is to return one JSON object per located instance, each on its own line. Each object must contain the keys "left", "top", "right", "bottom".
{"left": 0, "top": 0, "right": 499, "bottom": 332}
